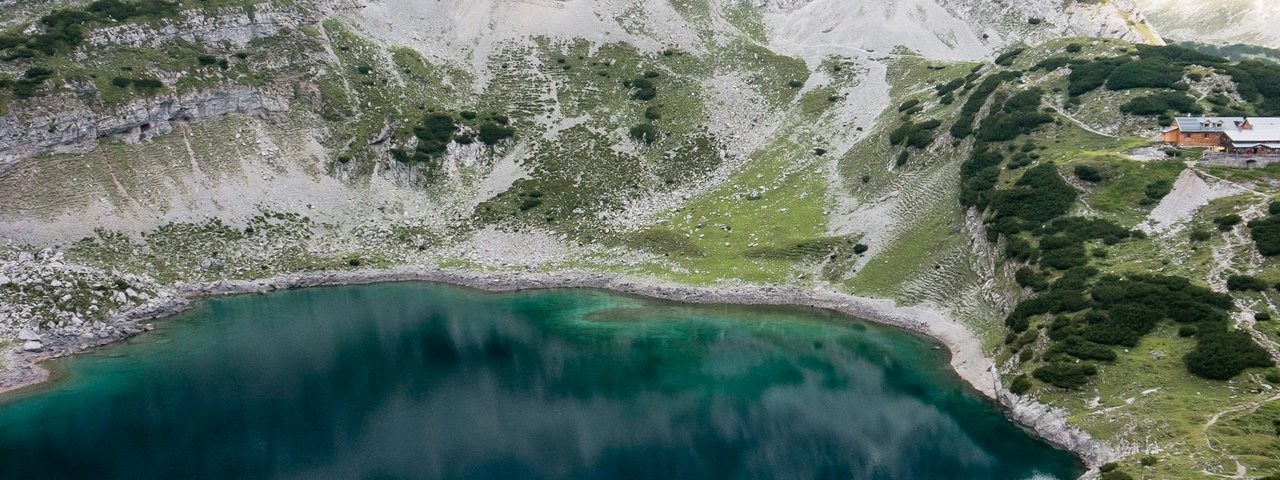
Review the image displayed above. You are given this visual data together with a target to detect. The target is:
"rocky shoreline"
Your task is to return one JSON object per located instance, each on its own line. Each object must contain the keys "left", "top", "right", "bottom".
{"left": 0, "top": 266, "right": 1116, "bottom": 474}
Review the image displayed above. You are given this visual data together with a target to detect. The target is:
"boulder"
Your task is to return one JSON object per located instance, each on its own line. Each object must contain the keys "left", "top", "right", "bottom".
{"left": 200, "top": 257, "right": 226, "bottom": 271}
{"left": 17, "top": 328, "right": 40, "bottom": 341}
{"left": 21, "top": 341, "right": 42, "bottom": 352}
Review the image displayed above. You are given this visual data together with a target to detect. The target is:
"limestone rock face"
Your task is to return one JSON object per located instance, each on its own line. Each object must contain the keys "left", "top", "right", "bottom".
{"left": 85, "top": 4, "right": 305, "bottom": 49}
{"left": 0, "top": 86, "right": 290, "bottom": 171}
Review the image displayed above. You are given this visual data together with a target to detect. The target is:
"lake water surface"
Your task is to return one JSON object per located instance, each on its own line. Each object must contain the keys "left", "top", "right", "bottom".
{"left": 0, "top": 283, "right": 1082, "bottom": 479}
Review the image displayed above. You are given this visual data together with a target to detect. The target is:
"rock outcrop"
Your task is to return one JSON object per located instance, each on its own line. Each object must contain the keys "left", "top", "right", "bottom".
{"left": 0, "top": 86, "right": 290, "bottom": 172}
{"left": 85, "top": 3, "right": 306, "bottom": 49}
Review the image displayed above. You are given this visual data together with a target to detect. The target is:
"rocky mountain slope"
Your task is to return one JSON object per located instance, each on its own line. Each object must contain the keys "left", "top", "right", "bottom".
{"left": 1134, "top": 0, "right": 1280, "bottom": 48}
{"left": 3, "top": 0, "right": 1280, "bottom": 479}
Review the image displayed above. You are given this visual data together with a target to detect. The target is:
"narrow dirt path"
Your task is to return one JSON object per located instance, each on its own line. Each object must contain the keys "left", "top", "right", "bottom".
{"left": 1047, "top": 105, "right": 1118, "bottom": 139}
{"left": 1201, "top": 393, "right": 1280, "bottom": 479}
{"left": 1190, "top": 162, "right": 1280, "bottom": 479}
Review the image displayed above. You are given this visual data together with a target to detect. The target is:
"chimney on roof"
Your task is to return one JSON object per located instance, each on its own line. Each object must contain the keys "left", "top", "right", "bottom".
{"left": 1243, "top": 117, "right": 1253, "bottom": 130}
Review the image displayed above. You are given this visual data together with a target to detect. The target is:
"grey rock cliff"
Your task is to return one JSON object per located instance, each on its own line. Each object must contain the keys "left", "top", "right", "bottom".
{"left": 85, "top": 4, "right": 305, "bottom": 49}
{"left": 0, "top": 86, "right": 291, "bottom": 171}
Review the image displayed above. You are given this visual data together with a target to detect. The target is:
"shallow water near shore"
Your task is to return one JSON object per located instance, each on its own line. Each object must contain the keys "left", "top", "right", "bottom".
{"left": 0, "top": 282, "right": 1082, "bottom": 479}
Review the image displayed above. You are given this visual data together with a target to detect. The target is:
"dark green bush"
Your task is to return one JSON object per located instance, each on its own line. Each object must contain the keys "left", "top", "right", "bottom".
{"left": 852, "top": 243, "right": 868, "bottom": 254}
{"left": 951, "top": 72, "right": 1020, "bottom": 139}
{"left": 629, "top": 123, "right": 659, "bottom": 144}
{"left": 1226, "top": 274, "right": 1269, "bottom": 291}
{"left": 1074, "top": 165, "right": 1103, "bottom": 182}
{"left": 628, "top": 77, "right": 657, "bottom": 101}
{"left": 988, "top": 163, "right": 1078, "bottom": 225}
{"left": 1222, "top": 60, "right": 1280, "bottom": 115}
{"left": 1189, "top": 229, "right": 1212, "bottom": 242}
{"left": 1248, "top": 215, "right": 1280, "bottom": 255}
{"left": 1065, "top": 43, "right": 1082, "bottom": 54}
{"left": 1141, "top": 179, "right": 1173, "bottom": 205}
{"left": 0, "top": 0, "right": 178, "bottom": 60}
{"left": 1068, "top": 58, "right": 1122, "bottom": 96}
{"left": 1266, "top": 370, "right": 1280, "bottom": 384}
{"left": 1008, "top": 375, "right": 1032, "bottom": 395}
{"left": 1033, "top": 362, "right": 1097, "bottom": 389}
{"left": 888, "top": 119, "right": 941, "bottom": 149}
{"left": 994, "top": 48, "right": 1025, "bottom": 66}
{"left": 131, "top": 77, "right": 162, "bottom": 91}
{"left": 1215, "top": 213, "right": 1243, "bottom": 231}
{"left": 1184, "top": 330, "right": 1274, "bottom": 380}
{"left": 1270, "top": 201, "right": 1280, "bottom": 215}
{"left": 1048, "top": 335, "right": 1117, "bottom": 361}
{"left": 1002, "top": 235, "right": 1035, "bottom": 261}
{"left": 1120, "top": 92, "right": 1198, "bottom": 116}
{"left": 1032, "top": 56, "right": 1070, "bottom": 72}
{"left": 1255, "top": 312, "right": 1271, "bottom": 322}
{"left": 644, "top": 106, "right": 661, "bottom": 120}
{"left": 897, "top": 99, "right": 920, "bottom": 112}
{"left": 477, "top": 122, "right": 515, "bottom": 144}
{"left": 518, "top": 198, "right": 543, "bottom": 211}
{"left": 413, "top": 113, "right": 458, "bottom": 157}
{"left": 896, "top": 151, "right": 909, "bottom": 167}
{"left": 1015, "top": 267, "right": 1049, "bottom": 291}
{"left": 936, "top": 78, "right": 964, "bottom": 96}
{"left": 975, "top": 88, "right": 1054, "bottom": 142}
{"left": 1106, "top": 59, "right": 1186, "bottom": 90}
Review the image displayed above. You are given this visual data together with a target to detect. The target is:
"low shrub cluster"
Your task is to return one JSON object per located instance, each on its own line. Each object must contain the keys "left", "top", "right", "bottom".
{"left": 1032, "top": 362, "right": 1096, "bottom": 389}
{"left": 0, "top": 0, "right": 178, "bottom": 60}
{"left": 994, "top": 48, "right": 1025, "bottom": 67}
{"left": 1226, "top": 274, "right": 1269, "bottom": 292}
{"left": 1120, "top": 91, "right": 1198, "bottom": 116}
{"left": 1066, "top": 45, "right": 1219, "bottom": 98}
{"left": 624, "top": 76, "right": 657, "bottom": 101}
{"left": 888, "top": 119, "right": 942, "bottom": 149}
{"left": 1185, "top": 330, "right": 1275, "bottom": 380}
{"left": 395, "top": 110, "right": 515, "bottom": 169}
{"left": 1105, "top": 59, "right": 1187, "bottom": 90}
{"left": 935, "top": 78, "right": 964, "bottom": 97}
{"left": 950, "top": 71, "right": 1021, "bottom": 139}
{"left": 1032, "top": 56, "right": 1070, "bottom": 72}
{"left": 1009, "top": 268, "right": 1272, "bottom": 387}
{"left": 1249, "top": 208, "right": 1280, "bottom": 255}
{"left": 109, "top": 77, "right": 164, "bottom": 93}
{"left": 629, "top": 123, "right": 658, "bottom": 144}
{"left": 986, "top": 163, "right": 1079, "bottom": 230}
{"left": 975, "top": 88, "right": 1053, "bottom": 142}
{"left": 1074, "top": 165, "right": 1103, "bottom": 182}
{"left": 1140, "top": 179, "right": 1173, "bottom": 206}
{"left": 623, "top": 71, "right": 664, "bottom": 144}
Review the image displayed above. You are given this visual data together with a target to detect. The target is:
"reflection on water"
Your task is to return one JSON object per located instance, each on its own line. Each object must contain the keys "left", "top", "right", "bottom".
{"left": 0, "top": 283, "right": 1082, "bottom": 479}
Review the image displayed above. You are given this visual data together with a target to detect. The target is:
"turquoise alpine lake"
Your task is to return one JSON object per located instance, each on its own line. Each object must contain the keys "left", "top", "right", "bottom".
{"left": 0, "top": 282, "right": 1083, "bottom": 479}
